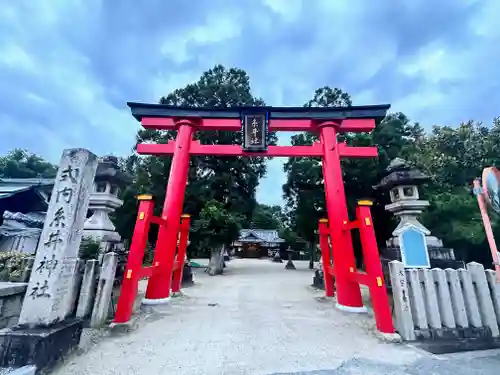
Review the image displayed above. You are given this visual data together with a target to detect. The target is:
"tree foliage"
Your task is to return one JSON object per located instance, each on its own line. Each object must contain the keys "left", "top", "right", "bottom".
{"left": 192, "top": 200, "right": 243, "bottom": 252}
{"left": 250, "top": 204, "right": 282, "bottom": 229}
{"left": 0, "top": 149, "right": 57, "bottom": 179}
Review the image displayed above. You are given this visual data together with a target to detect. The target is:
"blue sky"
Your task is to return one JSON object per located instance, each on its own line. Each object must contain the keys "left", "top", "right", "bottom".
{"left": 1, "top": 0, "right": 499, "bottom": 206}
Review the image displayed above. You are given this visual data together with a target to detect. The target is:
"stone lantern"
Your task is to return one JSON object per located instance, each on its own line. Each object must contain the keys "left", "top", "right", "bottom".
{"left": 83, "top": 155, "right": 132, "bottom": 253}
{"left": 374, "top": 158, "right": 458, "bottom": 269}
{"left": 285, "top": 246, "right": 296, "bottom": 270}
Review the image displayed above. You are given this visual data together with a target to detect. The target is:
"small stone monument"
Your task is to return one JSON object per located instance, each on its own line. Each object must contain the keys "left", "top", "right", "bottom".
{"left": 285, "top": 246, "right": 296, "bottom": 270}
{"left": 374, "top": 158, "right": 462, "bottom": 278}
{"left": 0, "top": 149, "right": 98, "bottom": 371}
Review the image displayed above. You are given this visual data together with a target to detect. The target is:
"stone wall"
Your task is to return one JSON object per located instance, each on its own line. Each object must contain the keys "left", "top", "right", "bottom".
{"left": 0, "top": 283, "right": 27, "bottom": 329}
{"left": 389, "top": 261, "right": 500, "bottom": 341}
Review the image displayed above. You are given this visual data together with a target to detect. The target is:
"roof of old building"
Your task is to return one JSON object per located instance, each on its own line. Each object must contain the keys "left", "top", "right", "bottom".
{"left": 238, "top": 229, "right": 284, "bottom": 243}
{"left": 0, "top": 178, "right": 53, "bottom": 200}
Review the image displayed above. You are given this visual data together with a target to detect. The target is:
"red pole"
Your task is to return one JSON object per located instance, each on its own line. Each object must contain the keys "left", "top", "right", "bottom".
{"left": 114, "top": 194, "right": 154, "bottom": 324}
{"left": 171, "top": 214, "right": 191, "bottom": 294}
{"left": 473, "top": 179, "right": 500, "bottom": 281}
{"left": 318, "top": 218, "right": 335, "bottom": 297}
{"left": 356, "top": 200, "right": 395, "bottom": 333}
{"left": 145, "top": 120, "right": 195, "bottom": 303}
{"left": 319, "top": 123, "right": 364, "bottom": 311}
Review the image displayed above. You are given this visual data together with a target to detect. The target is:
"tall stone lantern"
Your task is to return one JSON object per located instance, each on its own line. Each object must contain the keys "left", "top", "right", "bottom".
{"left": 374, "top": 158, "right": 459, "bottom": 270}
{"left": 83, "top": 155, "right": 131, "bottom": 253}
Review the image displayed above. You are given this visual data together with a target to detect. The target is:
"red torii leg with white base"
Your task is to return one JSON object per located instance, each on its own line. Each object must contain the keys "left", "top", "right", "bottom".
{"left": 318, "top": 200, "right": 395, "bottom": 334}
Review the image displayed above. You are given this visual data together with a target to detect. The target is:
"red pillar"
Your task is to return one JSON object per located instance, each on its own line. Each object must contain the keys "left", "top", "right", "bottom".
{"left": 356, "top": 200, "right": 395, "bottom": 333}
{"left": 114, "top": 195, "right": 154, "bottom": 324}
{"left": 319, "top": 123, "right": 364, "bottom": 311}
{"left": 318, "top": 218, "right": 335, "bottom": 297}
{"left": 145, "top": 120, "right": 195, "bottom": 302}
{"left": 171, "top": 214, "right": 191, "bottom": 294}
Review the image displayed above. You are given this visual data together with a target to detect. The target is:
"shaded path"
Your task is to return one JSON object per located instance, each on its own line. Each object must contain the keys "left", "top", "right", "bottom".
{"left": 52, "top": 259, "right": 500, "bottom": 375}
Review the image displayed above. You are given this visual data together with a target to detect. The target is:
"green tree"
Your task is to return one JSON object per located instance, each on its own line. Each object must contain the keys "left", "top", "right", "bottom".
{"left": 250, "top": 204, "right": 282, "bottom": 229}
{"left": 0, "top": 149, "right": 57, "bottom": 178}
{"left": 192, "top": 200, "right": 243, "bottom": 275}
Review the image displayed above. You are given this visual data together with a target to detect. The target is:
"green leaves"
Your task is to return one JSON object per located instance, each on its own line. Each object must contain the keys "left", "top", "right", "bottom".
{"left": 0, "top": 148, "right": 57, "bottom": 178}
{"left": 250, "top": 204, "right": 282, "bottom": 229}
{"left": 192, "top": 200, "right": 243, "bottom": 252}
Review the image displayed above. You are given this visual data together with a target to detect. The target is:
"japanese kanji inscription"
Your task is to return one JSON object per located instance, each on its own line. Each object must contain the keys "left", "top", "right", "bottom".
{"left": 18, "top": 149, "right": 98, "bottom": 327}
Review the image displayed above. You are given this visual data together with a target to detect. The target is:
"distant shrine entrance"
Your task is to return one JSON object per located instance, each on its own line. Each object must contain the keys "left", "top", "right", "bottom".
{"left": 114, "top": 102, "right": 396, "bottom": 335}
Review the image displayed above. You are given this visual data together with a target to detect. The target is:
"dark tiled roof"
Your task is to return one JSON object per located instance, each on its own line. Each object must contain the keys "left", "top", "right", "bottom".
{"left": 238, "top": 229, "right": 284, "bottom": 243}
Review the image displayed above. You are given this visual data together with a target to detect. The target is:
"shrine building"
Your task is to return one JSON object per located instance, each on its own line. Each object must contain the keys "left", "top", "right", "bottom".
{"left": 232, "top": 229, "right": 284, "bottom": 258}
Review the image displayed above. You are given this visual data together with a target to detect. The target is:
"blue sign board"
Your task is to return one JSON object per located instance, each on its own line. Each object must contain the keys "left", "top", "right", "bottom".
{"left": 398, "top": 225, "right": 430, "bottom": 268}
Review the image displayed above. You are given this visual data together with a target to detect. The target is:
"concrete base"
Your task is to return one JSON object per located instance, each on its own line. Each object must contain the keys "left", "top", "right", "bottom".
{"left": 335, "top": 303, "right": 368, "bottom": 313}
{"left": 141, "top": 297, "right": 171, "bottom": 306}
{"left": 0, "top": 319, "right": 83, "bottom": 372}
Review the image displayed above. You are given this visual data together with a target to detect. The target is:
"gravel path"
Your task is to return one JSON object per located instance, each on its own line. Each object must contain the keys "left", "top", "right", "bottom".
{"left": 51, "top": 259, "right": 500, "bottom": 375}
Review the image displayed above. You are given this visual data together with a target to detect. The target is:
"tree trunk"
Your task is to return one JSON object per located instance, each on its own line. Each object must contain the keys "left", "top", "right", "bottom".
{"left": 208, "top": 245, "right": 225, "bottom": 276}
{"left": 309, "top": 241, "right": 315, "bottom": 270}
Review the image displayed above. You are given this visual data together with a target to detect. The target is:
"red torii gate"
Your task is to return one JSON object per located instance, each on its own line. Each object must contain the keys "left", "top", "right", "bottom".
{"left": 114, "top": 103, "right": 395, "bottom": 334}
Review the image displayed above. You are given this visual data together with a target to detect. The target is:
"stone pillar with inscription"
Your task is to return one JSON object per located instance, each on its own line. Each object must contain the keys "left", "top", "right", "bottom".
{"left": 0, "top": 149, "right": 98, "bottom": 372}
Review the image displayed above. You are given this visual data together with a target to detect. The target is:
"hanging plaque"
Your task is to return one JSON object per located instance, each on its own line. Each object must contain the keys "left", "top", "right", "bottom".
{"left": 242, "top": 113, "right": 267, "bottom": 151}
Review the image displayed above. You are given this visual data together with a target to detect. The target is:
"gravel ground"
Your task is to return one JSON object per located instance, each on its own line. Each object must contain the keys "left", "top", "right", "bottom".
{"left": 50, "top": 259, "right": 500, "bottom": 375}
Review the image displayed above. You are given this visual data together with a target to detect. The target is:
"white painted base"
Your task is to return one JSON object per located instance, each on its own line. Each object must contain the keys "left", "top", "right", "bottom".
{"left": 141, "top": 296, "right": 171, "bottom": 305}
{"left": 335, "top": 303, "right": 368, "bottom": 313}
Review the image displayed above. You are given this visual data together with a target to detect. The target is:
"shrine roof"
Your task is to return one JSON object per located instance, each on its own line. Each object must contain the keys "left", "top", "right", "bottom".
{"left": 237, "top": 229, "right": 285, "bottom": 243}
{"left": 0, "top": 179, "right": 53, "bottom": 200}
{"left": 127, "top": 102, "right": 390, "bottom": 123}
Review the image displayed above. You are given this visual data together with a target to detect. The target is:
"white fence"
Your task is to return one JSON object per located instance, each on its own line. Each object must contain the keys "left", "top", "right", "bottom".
{"left": 389, "top": 261, "right": 500, "bottom": 341}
